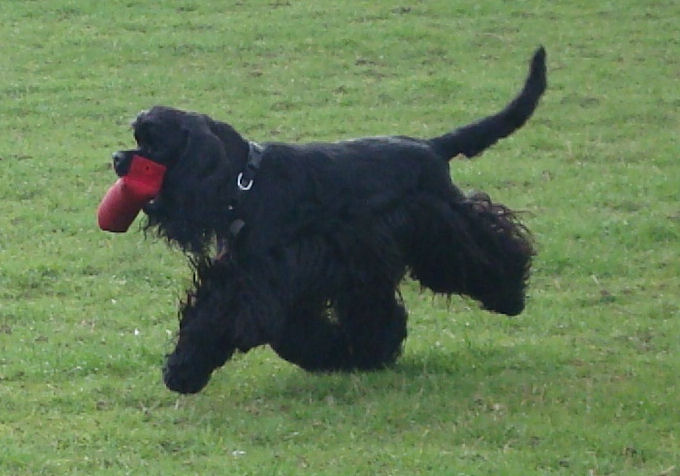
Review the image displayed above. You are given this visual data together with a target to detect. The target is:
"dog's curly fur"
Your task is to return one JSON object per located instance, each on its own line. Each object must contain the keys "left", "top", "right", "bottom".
{"left": 111, "top": 47, "right": 546, "bottom": 394}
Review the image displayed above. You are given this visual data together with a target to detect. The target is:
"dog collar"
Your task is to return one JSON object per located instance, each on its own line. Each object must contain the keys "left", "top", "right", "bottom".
{"left": 230, "top": 141, "right": 264, "bottom": 234}
{"left": 236, "top": 141, "right": 264, "bottom": 191}
{"left": 215, "top": 141, "right": 265, "bottom": 260}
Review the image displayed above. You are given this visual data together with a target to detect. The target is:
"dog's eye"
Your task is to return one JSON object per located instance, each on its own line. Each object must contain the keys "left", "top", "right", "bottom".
{"left": 135, "top": 122, "right": 154, "bottom": 143}
{"left": 135, "top": 129, "right": 156, "bottom": 152}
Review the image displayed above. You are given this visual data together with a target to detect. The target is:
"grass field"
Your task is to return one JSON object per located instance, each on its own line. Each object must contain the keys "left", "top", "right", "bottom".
{"left": 1, "top": 0, "right": 679, "bottom": 474}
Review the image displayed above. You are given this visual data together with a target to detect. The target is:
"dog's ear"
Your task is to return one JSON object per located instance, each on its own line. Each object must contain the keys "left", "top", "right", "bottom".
{"left": 175, "top": 114, "right": 249, "bottom": 179}
{"left": 175, "top": 114, "right": 227, "bottom": 174}
{"left": 205, "top": 116, "right": 250, "bottom": 166}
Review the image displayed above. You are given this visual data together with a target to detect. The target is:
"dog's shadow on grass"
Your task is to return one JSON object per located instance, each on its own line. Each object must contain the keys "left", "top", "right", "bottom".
{"left": 242, "top": 342, "right": 561, "bottom": 405}
{"left": 182, "top": 342, "right": 570, "bottom": 435}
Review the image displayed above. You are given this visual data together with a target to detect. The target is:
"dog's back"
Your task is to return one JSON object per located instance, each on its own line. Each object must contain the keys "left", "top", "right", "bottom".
{"left": 257, "top": 47, "right": 546, "bottom": 212}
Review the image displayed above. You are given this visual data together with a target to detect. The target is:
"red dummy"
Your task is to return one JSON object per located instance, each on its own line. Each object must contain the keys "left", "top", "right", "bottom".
{"left": 97, "top": 155, "right": 166, "bottom": 232}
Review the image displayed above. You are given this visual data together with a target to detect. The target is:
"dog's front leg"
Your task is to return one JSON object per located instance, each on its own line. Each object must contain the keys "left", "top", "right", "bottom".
{"left": 163, "top": 299, "right": 235, "bottom": 394}
{"left": 163, "top": 259, "right": 273, "bottom": 394}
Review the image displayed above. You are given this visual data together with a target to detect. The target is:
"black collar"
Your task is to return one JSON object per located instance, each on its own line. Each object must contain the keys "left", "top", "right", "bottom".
{"left": 216, "top": 141, "right": 264, "bottom": 260}
{"left": 236, "top": 141, "right": 264, "bottom": 192}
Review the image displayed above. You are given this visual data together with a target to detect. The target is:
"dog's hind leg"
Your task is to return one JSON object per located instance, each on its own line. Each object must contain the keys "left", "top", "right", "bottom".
{"left": 267, "top": 244, "right": 358, "bottom": 371}
{"left": 270, "top": 288, "right": 408, "bottom": 372}
{"left": 334, "top": 285, "right": 408, "bottom": 370}
{"left": 269, "top": 236, "right": 408, "bottom": 372}
{"left": 269, "top": 300, "right": 354, "bottom": 371}
{"left": 408, "top": 193, "right": 534, "bottom": 316}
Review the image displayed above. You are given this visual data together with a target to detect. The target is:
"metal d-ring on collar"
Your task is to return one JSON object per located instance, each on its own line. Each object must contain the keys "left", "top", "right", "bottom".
{"left": 237, "top": 141, "right": 264, "bottom": 191}
{"left": 217, "top": 141, "right": 265, "bottom": 259}
{"left": 237, "top": 174, "right": 254, "bottom": 191}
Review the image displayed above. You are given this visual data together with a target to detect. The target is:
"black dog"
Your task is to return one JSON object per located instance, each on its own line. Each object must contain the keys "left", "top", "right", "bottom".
{"left": 112, "top": 47, "right": 546, "bottom": 394}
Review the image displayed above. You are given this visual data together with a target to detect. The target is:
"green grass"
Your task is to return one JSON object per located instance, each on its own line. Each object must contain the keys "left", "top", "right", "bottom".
{"left": 1, "top": 0, "right": 679, "bottom": 474}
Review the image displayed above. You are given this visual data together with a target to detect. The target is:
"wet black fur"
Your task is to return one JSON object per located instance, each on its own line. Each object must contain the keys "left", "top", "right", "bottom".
{"left": 111, "top": 47, "right": 546, "bottom": 394}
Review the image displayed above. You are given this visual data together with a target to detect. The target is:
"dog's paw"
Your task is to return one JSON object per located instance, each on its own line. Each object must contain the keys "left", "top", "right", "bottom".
{"left": 162, "top": 352, "right": 213, "bottom": 394}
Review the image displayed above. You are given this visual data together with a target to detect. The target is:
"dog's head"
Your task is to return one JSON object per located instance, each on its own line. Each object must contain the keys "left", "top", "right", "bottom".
{"left": 112, "top": 106, "right": 250, "bottom": 254}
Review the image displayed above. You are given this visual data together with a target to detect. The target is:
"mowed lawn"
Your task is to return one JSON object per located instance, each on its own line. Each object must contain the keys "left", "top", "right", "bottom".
{"left": 1, "top": 0, "right": 678, "bottom": 474}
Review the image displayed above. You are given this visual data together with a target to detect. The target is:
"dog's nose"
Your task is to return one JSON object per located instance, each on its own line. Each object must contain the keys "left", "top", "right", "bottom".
{"left": 112, "top": 151, "right": 125, "bottom": 168}
{"left": 112, "top": 151, "right": 131, "bottom": 176}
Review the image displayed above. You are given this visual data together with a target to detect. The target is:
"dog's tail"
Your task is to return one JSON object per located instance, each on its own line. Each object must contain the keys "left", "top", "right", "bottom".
{"left": 429, "top": 46, "right": 546, "bottom": 160}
